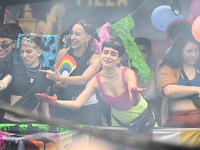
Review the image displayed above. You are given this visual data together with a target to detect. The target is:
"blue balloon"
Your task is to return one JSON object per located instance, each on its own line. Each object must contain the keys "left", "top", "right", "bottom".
{"left": 151, "top": 5, "right": 183, "bottom": 31}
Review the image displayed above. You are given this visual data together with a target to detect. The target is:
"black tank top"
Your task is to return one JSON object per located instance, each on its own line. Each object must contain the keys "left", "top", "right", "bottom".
{"left": 57, "top": 49, "right": 94, "bottom": 100}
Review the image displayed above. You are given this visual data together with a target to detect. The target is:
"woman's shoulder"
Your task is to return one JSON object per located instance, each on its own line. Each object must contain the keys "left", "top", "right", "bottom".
{"left": 122, "top": 66, "right": 135, "bottom": 74}
{"left": 160, "top": 65, "right": 181, "bottom": 74}
{"left": 55, "top": 48, "right": 70, "bottom": 64}
{"left": 90, "top": 52, "right": 99, "bottom": 59}
{"left": 58, "top": 47, "right": 70, "bottom": 54}
{"left": 88, "top": 52, "right": 100, "bottom": 64}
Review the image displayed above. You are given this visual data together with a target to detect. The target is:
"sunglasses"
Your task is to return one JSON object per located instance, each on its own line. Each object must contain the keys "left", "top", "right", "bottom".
{"left": 0, "top": 40, "right": 14, "bottom": 49}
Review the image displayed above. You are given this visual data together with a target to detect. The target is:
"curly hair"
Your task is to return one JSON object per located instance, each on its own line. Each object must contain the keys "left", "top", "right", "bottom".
{"left": 20, "top": 33, "right": 45, "bottom": 50}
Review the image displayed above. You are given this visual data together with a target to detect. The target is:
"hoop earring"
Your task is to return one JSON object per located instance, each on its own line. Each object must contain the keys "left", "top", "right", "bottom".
{"left": 85, "top": 41, "right": 88, "bottom": 47}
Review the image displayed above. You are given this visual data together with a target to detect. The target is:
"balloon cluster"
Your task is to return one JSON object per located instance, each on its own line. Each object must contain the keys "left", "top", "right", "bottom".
{"left": 189, "top": 0, "right": 200, "bottom": 42}
{"left": 151, "top": 0, "right": 200, "bottom": 42}
{"left": 151, "top": 5, "right": 183, "bottom": 31}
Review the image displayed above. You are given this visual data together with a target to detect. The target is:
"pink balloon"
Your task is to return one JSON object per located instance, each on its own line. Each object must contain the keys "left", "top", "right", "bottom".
{"left": 166, "top": 19, "right": 192, "bottom": 44}
{"left": 5, "top": 9, "right": 12, "bottom": 23}
{"left": 188, "top": 14, "right": 195, "bottom": 24}
{"left": 0, "top": 9, "right": 12, "bottom": 24}
{"left": 190, "top": 0, "right": 200, "bottom": 18}
{"left": 192, "top": 16, "right": 200, "bottom": 42}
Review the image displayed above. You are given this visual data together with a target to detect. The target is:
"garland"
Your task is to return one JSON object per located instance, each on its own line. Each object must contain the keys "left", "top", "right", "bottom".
{"left": 0, "top": 124, "right": 89, "bottom": 134}
{"left": 108, "top": 14, "right": 152, "bottom": 83}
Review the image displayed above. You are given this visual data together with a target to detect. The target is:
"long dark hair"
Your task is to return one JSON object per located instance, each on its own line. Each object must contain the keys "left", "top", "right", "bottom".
{"left": 160, "top": 33, "right": 200, "bottom": 69}
{"left": 68, "top": 19, "right": 99, "bottom": 61}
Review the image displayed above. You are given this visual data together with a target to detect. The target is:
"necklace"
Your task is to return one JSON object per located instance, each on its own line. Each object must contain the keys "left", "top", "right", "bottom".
{"left": 0, "top": 59, "right": 10, "bottom": 70}
{"left": 25, "top": 63, "right": 41, "bottom": 72}
{"left": 25, "top": 63, "right": 41, "bottom": 83}
{"left": 103, "top": 67, "right": 118, "bottom": 77}
{"left": 76, "top": 56, "right": 85, "bottom": 64}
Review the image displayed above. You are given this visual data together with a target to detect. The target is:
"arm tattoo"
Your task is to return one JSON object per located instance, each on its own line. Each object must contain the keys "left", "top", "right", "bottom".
{"left": 90, "top": 60, "right": 101, "bottom": 70}
{"left": 0, "top": 82, "right": 4, "bottom": 88}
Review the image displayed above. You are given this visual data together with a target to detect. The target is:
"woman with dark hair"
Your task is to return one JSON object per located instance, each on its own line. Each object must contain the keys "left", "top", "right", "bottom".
{"left": 37, "top": 38, "right": 157, "bottom": 128}
{"left": 47, "top": 19, "right": 102, "bottom": 125}
{"left": 157, "top": 33, "right": 200, "bottom": 127}
{"left": 2, "top": 33, "right": 52, "bottom": 123}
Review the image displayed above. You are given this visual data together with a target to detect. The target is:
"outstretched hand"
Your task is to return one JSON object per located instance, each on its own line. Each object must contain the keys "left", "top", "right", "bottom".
{"left": 35, "top": 93, "right": 57, "bottom": 105}
{"left": 40, "top": 64, "right": 62, "bottom": 82}
{"left": 129, "top": 87, "right": 146, "bottom": 95}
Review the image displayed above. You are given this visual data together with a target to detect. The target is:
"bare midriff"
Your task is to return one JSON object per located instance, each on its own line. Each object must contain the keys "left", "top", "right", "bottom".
{"left": 169, "top": 99, "right": 199, "bottom": 112}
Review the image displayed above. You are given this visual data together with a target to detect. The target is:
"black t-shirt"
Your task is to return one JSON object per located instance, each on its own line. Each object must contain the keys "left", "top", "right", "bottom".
{"left": 8, "top": 64, "right": 53, "bottom": 96}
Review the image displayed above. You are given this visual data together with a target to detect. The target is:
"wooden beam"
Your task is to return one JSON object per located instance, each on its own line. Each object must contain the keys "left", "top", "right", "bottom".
{"left": 0, "top": 0, "right": 56, "bottom": 6}
{"left": 0, "top": 5, "right": 6, "bottom": 25}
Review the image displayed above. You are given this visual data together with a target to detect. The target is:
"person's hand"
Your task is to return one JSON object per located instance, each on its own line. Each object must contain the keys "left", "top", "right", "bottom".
{"left": 35, "top": 93, "right": 57, "bottom": 105}
{"left": 129, "top": 87, "right": 146, "bottom": 94}
{"left": 55, "top": 81, "right": 68, "bottom": 89}
{"left": 40, "top": 64, "right": 62, "bottom": 82}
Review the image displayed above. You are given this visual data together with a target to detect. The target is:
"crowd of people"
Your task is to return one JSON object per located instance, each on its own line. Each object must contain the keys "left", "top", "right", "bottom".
{"left": 0, "top": 19, "right": 199, "bottom": 131}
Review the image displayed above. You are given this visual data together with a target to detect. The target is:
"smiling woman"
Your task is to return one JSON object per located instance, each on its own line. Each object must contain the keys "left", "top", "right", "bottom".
{"left": 41, "top": 19, "right": 102, "bottom": 125}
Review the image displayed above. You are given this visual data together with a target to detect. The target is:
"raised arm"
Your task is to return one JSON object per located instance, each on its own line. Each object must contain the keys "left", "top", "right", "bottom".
{"left": 0, "top": 74, "right": 12, "bottom": 91}
{"left": 125, "top": 69, "right": 144, "bottom": 106}
{"left": 41, "top": 53, "right": 101, "bottom": 85}
{"left": 36, "top": 76, "right": 98, "bottom": 110}
{"left": 57, "top": 77, "right": 97, "bottom": 109}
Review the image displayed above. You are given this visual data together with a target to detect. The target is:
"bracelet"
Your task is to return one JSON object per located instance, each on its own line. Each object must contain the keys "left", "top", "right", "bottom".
{"left": 55, "top": 82, "right": 62, "bottom": 89}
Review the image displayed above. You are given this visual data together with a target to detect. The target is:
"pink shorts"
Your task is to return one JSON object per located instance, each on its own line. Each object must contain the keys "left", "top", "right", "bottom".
{"left": 165, "top": 109, "right": 200, "bottom": 128}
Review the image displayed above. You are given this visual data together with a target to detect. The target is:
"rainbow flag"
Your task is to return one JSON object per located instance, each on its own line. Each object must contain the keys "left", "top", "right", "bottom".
{"left": 57, "top": 55, "right": 76, "bottom": 77}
